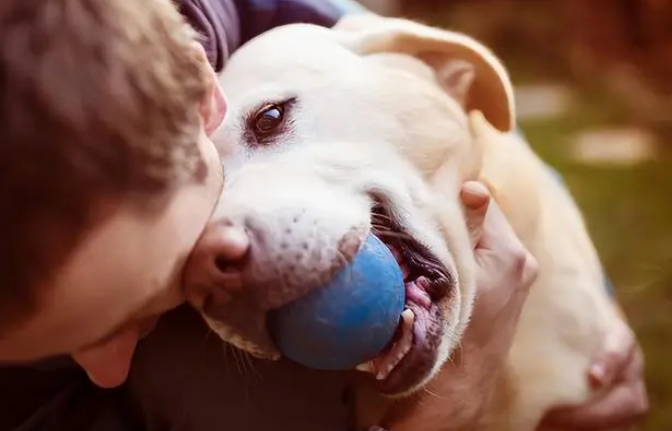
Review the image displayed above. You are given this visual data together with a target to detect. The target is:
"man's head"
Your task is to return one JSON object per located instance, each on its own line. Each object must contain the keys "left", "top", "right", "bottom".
{"left": 0, "top": 0, "right": 228, "bottom": 383}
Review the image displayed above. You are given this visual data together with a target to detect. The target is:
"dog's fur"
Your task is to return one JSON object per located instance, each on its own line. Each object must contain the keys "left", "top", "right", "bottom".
{"left": 196, "top": 14, "right": 621, "bottom": 431}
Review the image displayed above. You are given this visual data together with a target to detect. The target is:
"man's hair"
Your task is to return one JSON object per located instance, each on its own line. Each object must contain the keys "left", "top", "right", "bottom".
{"left": 0, "top": 0, "right": 211, "bottom": 329}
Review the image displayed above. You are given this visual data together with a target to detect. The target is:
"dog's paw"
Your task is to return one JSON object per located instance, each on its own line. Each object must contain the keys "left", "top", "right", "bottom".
{"left": 368, "top": 427, "right": 388, "bottom": 431}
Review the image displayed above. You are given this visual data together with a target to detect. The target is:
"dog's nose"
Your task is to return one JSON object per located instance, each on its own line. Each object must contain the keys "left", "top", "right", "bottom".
{"left": 183, "top": 219, "right": 250, "bottom": 309}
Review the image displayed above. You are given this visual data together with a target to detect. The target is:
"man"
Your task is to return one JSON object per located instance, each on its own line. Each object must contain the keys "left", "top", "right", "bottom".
{"left": 0, "top": 0, "right": 646, "bottom": 430}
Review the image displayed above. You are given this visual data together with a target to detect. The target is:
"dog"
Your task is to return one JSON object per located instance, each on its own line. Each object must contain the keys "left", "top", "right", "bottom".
{"left": 183, "top": 14, "right": 623, "bottom": 431}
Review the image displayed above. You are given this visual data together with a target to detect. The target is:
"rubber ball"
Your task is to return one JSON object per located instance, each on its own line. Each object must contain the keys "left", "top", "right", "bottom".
{"left": 268, "top": 234, "right": 405, "bottom": 370}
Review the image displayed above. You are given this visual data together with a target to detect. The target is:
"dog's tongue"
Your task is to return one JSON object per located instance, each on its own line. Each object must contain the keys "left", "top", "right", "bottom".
{"left": 405, "top": 277, "right": 432, "bottom": 308}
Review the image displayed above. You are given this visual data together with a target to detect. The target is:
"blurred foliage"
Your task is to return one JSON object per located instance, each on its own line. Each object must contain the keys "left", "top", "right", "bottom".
{"left": 399, "top": 0, "right": 672, "bottom": 135}
{"left": 393, "top": 2, "right": 672, "bottom": 430}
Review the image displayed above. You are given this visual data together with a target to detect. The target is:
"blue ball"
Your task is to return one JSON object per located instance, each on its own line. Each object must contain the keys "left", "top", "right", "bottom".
{"left": 268, "top": 234, "right": 406, "bottom": 370}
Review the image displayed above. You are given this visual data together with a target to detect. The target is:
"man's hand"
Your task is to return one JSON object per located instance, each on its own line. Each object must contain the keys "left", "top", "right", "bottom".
{"left": 537, "top": 318, "right": 648, "bottom": 431}
{"left": 380, "top": 181, "right": 538, "bottom": 431}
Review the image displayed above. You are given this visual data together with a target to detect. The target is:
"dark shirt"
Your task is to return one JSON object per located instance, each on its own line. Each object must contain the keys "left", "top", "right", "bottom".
{"left": 180, "top": 0, "right": 364, "bottom": 72}
{"left": 0, "top": 310, "right": 357, "bottom": 431}
{"left": 0, "top": 1, "right": 365, "bottom": 430}
{"left": 125, "top": 307, "right": 357, "bottom": 431}
{"left": 0, "top": 357, "right": 136, "bottom": 431}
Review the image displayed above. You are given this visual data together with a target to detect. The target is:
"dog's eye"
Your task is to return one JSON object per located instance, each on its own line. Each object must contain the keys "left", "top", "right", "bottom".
{"left": 245, "top": 98, "right": 296, "bottom": 146}
{"left": 253, "top": 104, "right": 284, "bottom": 136}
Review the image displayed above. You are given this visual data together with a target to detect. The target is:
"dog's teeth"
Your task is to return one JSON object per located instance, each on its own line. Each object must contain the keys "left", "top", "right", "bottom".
{"left": 374, "top": 309, "right": 415, "bottom": 380}
{"left": 377, "top": 367, "right": 391, "bottom": 380}
{"left": 356, "top": 361, "right": 375, "bottom": 373}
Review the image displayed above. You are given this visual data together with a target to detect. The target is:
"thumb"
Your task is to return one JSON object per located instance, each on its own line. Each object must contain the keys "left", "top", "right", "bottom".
{"left": 460, "top": 181, "right": 491, "bottom": 247}
{"left": 72, "top": 326, "right": 140, "bottom": 388}
{"left": 589, "top": 319, "right": 636, "bottom": 388}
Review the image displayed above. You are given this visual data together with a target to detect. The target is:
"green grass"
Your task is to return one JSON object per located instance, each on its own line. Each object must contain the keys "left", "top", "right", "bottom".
{"left": 518, "top": 87, "right": 672, "bottom": 431}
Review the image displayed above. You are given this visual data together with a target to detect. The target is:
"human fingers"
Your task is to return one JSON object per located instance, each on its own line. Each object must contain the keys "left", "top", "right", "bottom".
{"left": 539, "top": 347, "right": 647, "bottom": 430}
{"left": 540, "top": 380, "right": 648, "bottom": 430}
{"left": 460, "top": 181, "right": 491, "bottom": 246}
{"left": 461, "top": 180, "right": 534, "bottom": 286}
{"left": 473, "top": 188, "right": 525, "bottom": 257}
{"left": 589, "top": 319, "right": 637, "bottom": 388}
{"left": 474, "top": 194, "right": 538, "bottom": 294}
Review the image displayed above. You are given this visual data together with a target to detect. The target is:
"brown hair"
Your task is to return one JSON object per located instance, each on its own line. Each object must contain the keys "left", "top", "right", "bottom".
{"left": 0, "top": 0, "right": 211, "bottom": 329}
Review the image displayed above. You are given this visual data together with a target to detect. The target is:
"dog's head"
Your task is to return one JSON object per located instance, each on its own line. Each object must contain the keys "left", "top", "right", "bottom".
{"left": 182, "top": 16, "right": 515, "bottom": 396}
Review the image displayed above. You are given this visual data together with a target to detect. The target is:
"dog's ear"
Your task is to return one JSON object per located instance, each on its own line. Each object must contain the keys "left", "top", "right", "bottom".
{"left": 336, "top": 16, "right": 515, "bottom": 133}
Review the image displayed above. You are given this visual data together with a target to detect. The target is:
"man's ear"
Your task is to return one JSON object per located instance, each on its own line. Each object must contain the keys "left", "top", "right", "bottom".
{"left": 192, "top": 42, "right": 228, "bottom": 136}
{"left": 337, "top": 17, "right": 515, "bottom": 133}
{"left": 202, "top": 78, "right": 228, "bottom": 137}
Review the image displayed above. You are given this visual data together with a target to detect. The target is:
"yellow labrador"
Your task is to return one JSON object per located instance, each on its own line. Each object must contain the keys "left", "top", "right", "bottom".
{"left": 188, "top": 14, "right": 622, "bottom": 431}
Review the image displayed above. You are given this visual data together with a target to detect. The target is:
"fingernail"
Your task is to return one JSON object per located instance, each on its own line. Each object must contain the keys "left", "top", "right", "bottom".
{"left": 461, "top": 182, "right": 489, "bottom": 208}
{"left": 589, "top": 363, "right": 607, "bottom": 387}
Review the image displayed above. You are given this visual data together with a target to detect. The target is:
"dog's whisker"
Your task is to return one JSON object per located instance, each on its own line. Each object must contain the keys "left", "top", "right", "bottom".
{"left": 226, "top": 342, "right": 246, "bottom": 376}
{"left": 237, "top": 349, "right": 258, "bottom": 380}
{"left": 201, "top": 327, "right": 215, "bottom": 348}
{"left": 234, "top": 347, "right": 247, "bottom": 375}
{"left": 236, "top": 347, "right": 250, "bottom": 377}
{"left": 421, "top": 387, "right": 446, "bottom": 400}
{"left": 220, "top": 342, "right": 235, "bottom": 374}
{"left": 225, "top": 344, "right": 239, "bottom": 374}
{"left": 242, "top": 351, "right": 262, "bottom": 381}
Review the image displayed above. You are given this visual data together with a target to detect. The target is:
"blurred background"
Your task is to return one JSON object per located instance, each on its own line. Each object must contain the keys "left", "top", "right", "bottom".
{"left": 357, "top": 0, "right": 672, "bottom": 429}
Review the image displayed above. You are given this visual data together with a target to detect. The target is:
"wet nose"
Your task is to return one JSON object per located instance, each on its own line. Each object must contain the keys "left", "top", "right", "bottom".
{"left": 183, "top": 219, "right": 250, "bottom": 308}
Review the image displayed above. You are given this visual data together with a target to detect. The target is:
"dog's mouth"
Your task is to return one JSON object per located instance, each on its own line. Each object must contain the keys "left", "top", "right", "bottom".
{"left": 357, "top": 200, "right": 455, "bottom": 395}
